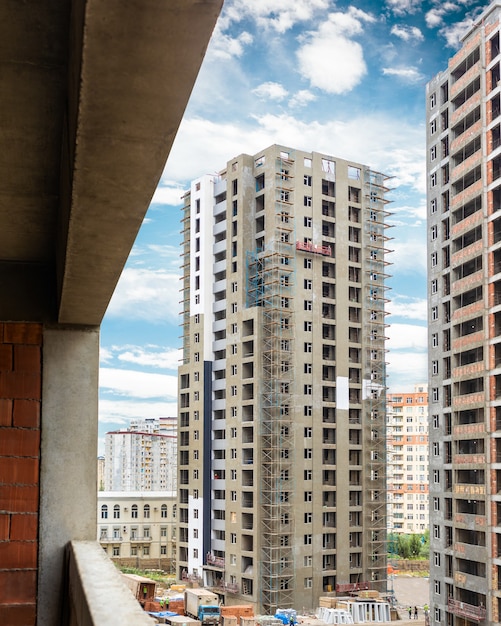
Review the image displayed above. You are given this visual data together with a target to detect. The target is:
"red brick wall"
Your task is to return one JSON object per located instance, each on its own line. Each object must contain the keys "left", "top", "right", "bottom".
{"left": 0, "top": 323, "right": 42, "bottom": 626}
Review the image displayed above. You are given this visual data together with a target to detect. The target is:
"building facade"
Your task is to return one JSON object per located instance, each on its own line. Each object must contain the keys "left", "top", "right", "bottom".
{"left": 98, "top": 491, "right": 177, "bottom": 572}
{"left": 178, "top": 145, "right": 391, "bottom": 613}
{"left": 386, "top": 385, "right": 429, "bottom": 536}
{"left": 105, "top": 417, "right": 177, "bottom": 491}
{"left": 426, "top": 3, "right": 501, "bottom": 624}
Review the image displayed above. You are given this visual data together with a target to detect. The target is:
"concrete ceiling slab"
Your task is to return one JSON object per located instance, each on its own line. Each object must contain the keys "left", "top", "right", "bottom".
{"left": 0, "top": 0, "right": 223, "bottom": 325}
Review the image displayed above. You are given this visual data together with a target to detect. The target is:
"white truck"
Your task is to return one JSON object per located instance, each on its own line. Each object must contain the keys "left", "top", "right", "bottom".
{"left": 184, "top": 588, "right": 220, "bottom": 626}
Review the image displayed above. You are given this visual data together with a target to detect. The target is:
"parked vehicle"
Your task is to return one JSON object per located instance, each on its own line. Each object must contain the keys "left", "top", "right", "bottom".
{"left": 184, "top": 588, "right": 220, "bottom": 625}
{"left": 122, "top": 573, "right": 156, "bottom": 605}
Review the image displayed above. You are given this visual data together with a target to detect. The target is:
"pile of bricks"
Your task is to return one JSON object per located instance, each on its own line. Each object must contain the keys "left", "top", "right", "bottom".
{"left": 169, "top": 598, "right": 185, "bottom": 614}
{"left": 144, "top": 600, "right": 161, "bottom": 612}
{"left": 221, "top": 605, "right": 255, "bottom": 625}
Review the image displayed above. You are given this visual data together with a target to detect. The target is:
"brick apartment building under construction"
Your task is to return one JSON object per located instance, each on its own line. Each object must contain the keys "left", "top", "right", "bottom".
{"left": 426, "top": 2, "right": 501, "bottom": 624}
{"left": 177, "top": 144, "right": 392, "bottom": 613}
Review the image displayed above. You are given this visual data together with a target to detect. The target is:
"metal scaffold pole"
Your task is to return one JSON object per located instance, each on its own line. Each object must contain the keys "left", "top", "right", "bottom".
{"left": 247, "top": 152, "right": 296, "bottom": 613}
{"left": 363, "top": 168, "right": 393, "bottom": 592}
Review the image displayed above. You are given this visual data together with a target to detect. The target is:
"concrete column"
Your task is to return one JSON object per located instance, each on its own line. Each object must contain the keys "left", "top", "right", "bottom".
{"left": 37, "top": 327, "right": 100, "bottom": 625}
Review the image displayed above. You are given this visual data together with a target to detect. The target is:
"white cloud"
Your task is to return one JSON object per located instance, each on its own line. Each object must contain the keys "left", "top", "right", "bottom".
{"left": 386, "top": 351, "right": 428, "bottom": 392}
{"left": 105, "top": 267, "right": 180, "bottom": 323}
{"left": 117, "top": 346, "right": 181, "bottom": 370}
{"left": 391, "top": 201, "right": 426, "bottom": 222}
{"left": 389, "top": 239, "right": 427, "bottom": 276}
{"left": 256, "top": 113, "right": 425, "bottom": 193}
{"left": 386, "top": 324, "right": 428, "bottom": 391}
{"left": 388, "top": 297, "right": 428, "bottom": 321}
{"left": 296, "top": 10, "right": 376, "bottom": 94}
{"left": 382, "top": 66, "right": 425, "bottom": 82}
{"left": 210, "top": 30, "right": 254, "bottom": 60}
{"left": 100, "top": 347, "right": 113, "bottom": 363}
{"left": 219, "top": 0, "right": 330, "bottom": 34}
{"left": 100, "top": 367, "right": 178, "bottom": 400}
{"left": 385, "top": 0, "right": 423, "bottom": 16}
{"left": 439, "top": 18, "right": 475, "bottom": 48}
{"left": 145, "top": 243, "right": 181, "bottom": 262}
{"left": 162, "top": 112, "right": 425, "bottom": 197}
{"left": 387, "top": 323, "right": 427, "bottom": 350}
{"left": 289, "top": 89, "right": 317, "bottom": 108}
{"left": 425, "top": 8, "right": 444, "bottom": 28}
{"left": 424, "top": 1, "right": 480, "bottom": 45}
{"left": 151, "top": 183, "right": 186, "bottom": 206}
{"left": 390, "top": 24, "right": 424, "bottom": 42}
{"left": 98, "top": 399, "right": 177, "bottom": 425}
{"left": 253, "top": 81, "right": 288, "bottom": 101}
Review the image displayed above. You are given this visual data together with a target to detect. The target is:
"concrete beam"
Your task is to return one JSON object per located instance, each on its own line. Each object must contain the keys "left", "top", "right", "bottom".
{"left": 57, "top": 0, "right": 223, "bottom": 325}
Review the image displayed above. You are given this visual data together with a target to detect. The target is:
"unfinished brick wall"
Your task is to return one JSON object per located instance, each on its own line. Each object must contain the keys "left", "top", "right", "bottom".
{"left": 0, "top": 323, "right": 42, "bottom": 626}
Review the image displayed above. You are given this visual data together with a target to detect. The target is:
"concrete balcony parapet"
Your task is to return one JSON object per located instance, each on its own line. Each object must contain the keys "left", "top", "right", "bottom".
{"left": 450, "top": 119, "right": 482, "bottom": 154}
{"left": 451, "top": 179, "right": 483, "bottom": 211}
{"left": 453, "top": 453, "right": 486, "bottom": 465}
{"left": 450, "top": 240, "right": 483, "bottom": 266}
{"left": 453, "top": 483, "right": 486, "bottom": 495}
{"left": 454, "top": 512, "right": 486, "bottom": 527}
{"left": 452, "top": 362, "right": 485, "bottom": 379}
{"left": 451, "top": 91, "right": 482, "bottom": 127}
{"left": 450, "top": 62, "right": 481, "bottom": 99}
{"left": 65, "top": 540, "right": 154, "bottom": 626}
{"left": 451, "top": 390, "right": 485, "bottom": 406}
{"left": 451, "top": 209, "right": 483, "bottom": 237}
{"left": 450, "top": 270, "right": 483, "bottom": 295}
{"left": 451, "top": 152, "right": 482, "bottom": 185}
{"left": 450, "top": 300, "right": 484, "bottom": 320}
{"left": 453, "top": 422, "right": 485, "bottom": 437}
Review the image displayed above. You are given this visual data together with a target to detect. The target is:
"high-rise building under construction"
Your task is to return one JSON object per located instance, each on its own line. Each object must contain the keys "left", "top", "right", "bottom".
{"left": 177, "top": 144, "right": 391, "bottom": 613}
{"left": 426, "top": 2, "right": 501, "bottom": 624}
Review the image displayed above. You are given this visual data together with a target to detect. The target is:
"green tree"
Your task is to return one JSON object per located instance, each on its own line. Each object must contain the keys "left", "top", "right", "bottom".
{"left": 397, "top": 534, "right": 410, "bottom": 559}
{"left": 387, "top": 532, "right": 399, "bottom": 556}
{"left": 420, "top": 530, "right": 430, "bottom": 558}
{"left": 409, "top": 534, "right": 421, "bottom": 558}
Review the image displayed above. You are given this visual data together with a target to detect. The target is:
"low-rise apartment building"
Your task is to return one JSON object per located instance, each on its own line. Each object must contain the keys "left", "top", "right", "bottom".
{"left": 98, "top": 491, "right": 177, "bottom": 572}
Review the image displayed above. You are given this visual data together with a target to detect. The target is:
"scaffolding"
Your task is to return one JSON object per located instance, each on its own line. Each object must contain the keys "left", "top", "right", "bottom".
{"left": 363, "top": 169, "right": 393, "bottom": 591}
{"left": 246, "top": 153, "right": 296, "bottom": 613}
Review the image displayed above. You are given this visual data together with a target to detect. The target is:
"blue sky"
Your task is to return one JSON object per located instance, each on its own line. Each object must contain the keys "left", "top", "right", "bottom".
{"left": 98, "top": 0, "right": 488, "bottom": 451}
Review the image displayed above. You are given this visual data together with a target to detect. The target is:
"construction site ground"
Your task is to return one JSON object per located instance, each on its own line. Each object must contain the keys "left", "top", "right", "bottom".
{"left": 295, "top": 575, "right": 429, "bottom": 626}
{"left": 390, "top": 575, "right": 429, "bottom": 624}
{"left": 157, "top": 575, "right": 429, "bottom": 626}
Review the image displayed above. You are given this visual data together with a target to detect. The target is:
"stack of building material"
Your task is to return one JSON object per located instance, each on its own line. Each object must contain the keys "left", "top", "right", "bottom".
{"left": 316, "top": 608, "right": 354, "bottom": 624}
{"left": 221, "top": 605, "right": 255, "bottom": 623}
{"left": 319, "top": 598, "right": 337, "bottom": 609}
{"left": 275, "top": 609, "right": 297, "bottom": 624}
{"left": 349, "top": 601, "right": 390, "bottom": 623}
{"left": 168, "top": 598, "right": 185, "bottom": 615}
{"left": 357, "top": 590, "right": 380, "bottom": 601}
{"left": 255, "top": 617, "right": 283, "bottom": 626}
